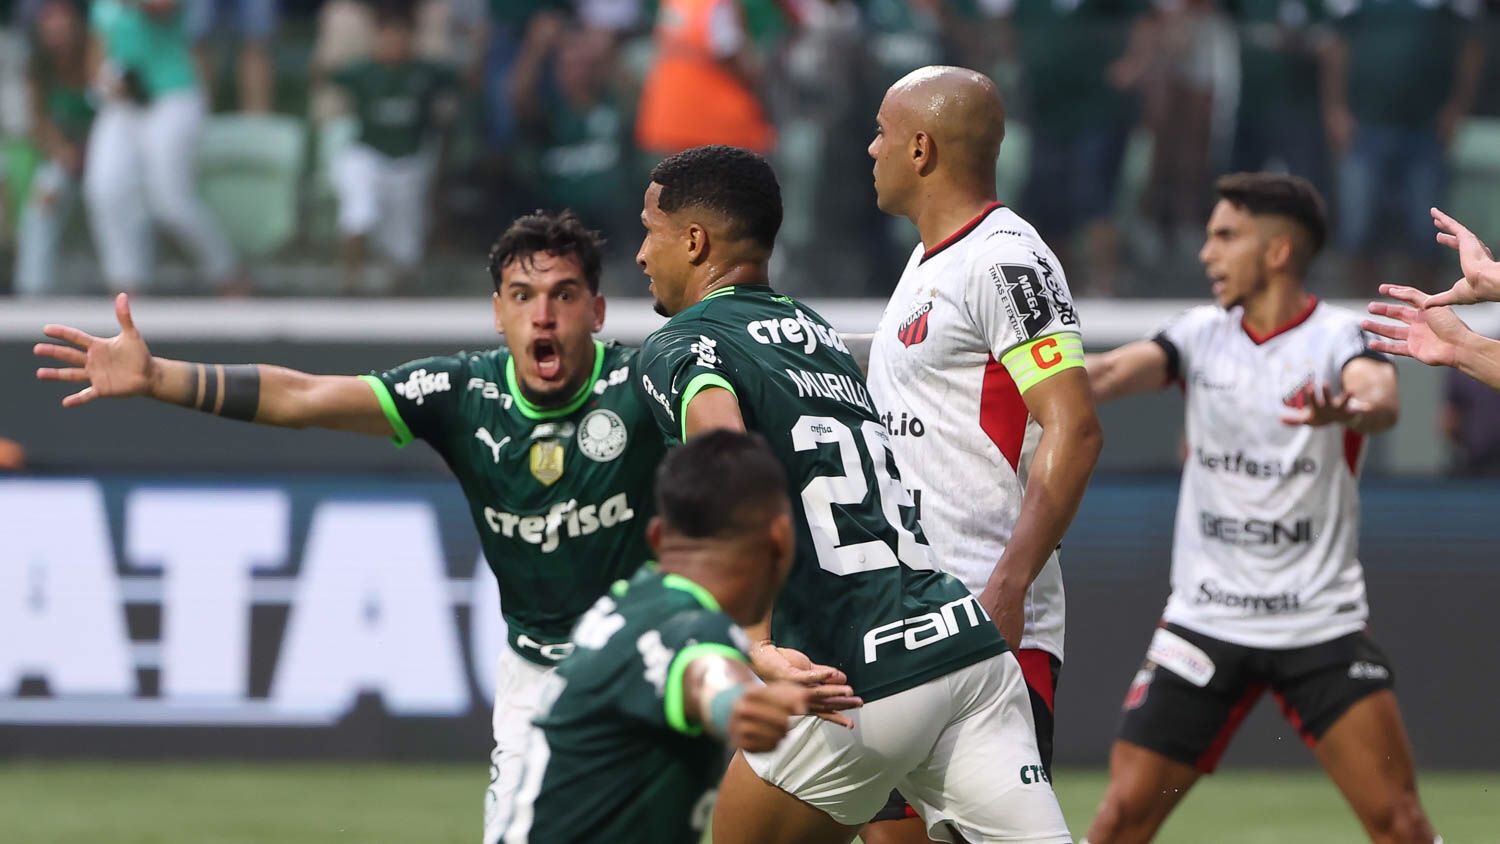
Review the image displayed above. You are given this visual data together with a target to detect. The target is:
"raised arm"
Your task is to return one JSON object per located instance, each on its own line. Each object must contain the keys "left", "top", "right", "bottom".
{"left": 1085, "top": 339, "right": 1173, "bottom": 403}
{"left": 1365, "top": 284, "right": 1500, "bottom": 390}
{"left": 35, "top": 293, "right": 394, "bottom": 436}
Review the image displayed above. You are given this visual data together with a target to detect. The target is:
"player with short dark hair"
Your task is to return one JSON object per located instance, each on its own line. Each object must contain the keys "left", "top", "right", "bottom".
{"left": 1083, "top": 173, "right": 1432, "bottom": 844}
{"left": 501, "top": 430, "right": 824, "bottom": 844}
{"left": 34, "top": 209, "right": 666, "bottom": 844}
{"left": 633, "top": 144, "right": 1071, "bottom": 844}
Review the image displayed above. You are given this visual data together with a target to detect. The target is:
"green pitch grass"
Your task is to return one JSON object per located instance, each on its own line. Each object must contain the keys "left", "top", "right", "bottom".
{"left": 0, "top": 761, "right": 1494, "bottom": 842}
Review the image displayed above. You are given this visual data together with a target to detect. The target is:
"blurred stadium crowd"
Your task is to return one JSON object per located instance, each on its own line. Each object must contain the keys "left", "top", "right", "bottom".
{"left": 0, "top": 0, "right": 1497, "bottom": 299}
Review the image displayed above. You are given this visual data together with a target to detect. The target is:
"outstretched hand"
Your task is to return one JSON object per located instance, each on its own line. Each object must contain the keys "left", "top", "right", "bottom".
{"left": 1362, "top": 284, "right": 1475, "bottom": 368}
{"left": 729, "top": 682, "right": 814, "bottom": 753}
{"left": 34, "top": 293, "right": 155, "bottom": 407}
{"left": 1279, "top": 383, "right": 1370, "bottom": 428}
{"left": 748, "top": 643, "right": 862, "bottom": 729}
{"left": 1426, "top": 207, "right": 1500, "bottom": 307}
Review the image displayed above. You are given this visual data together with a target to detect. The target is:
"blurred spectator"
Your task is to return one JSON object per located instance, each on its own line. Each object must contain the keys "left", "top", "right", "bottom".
{"left": 325, "top": 1, "right": 458, "bottom": 293}
{"left": 476, "top": 0, "right": 568, "bottom": 150}
{"left": 0, "top": 435, "right": 24, "bottom": 471}
{"left": 310, "top": 0, "right": 480, "bottom": 122}
{"left": 85, "top": 0, "right": 247, "bottom": 294}
{"left": 14, "top": 0, "right": 92, "bottom": 297}
{"left": 635, "top": 0, "right": 774, "bottom": 156}
{"left": 991, "top": 0, "right": 1148, "bottom": 296}
{"left": 185, "top": 0, "right": 276, "bottom": 112}
{"left": 509, "top": 18, "right": 636, "bottom": 242}
{"left": 1, "top": 0, "right": 31, "bottom": 139}
{"left": 1323, "top": 0, "right": 1484, "bottom": 293}
{"left": 1226, "top": 0, "right": 1330, "bottom": 199}
{"left": 1139, "top": 0, "right": 1234, "bottom": 251}
{"left": 1443, "top": 366, "right": 1500, "bottom": 476}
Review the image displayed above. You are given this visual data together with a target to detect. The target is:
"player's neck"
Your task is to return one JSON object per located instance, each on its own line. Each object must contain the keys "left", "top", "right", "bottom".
{"left": 911, "top": 189, "right": 997, "bottom": 255}
{"left": 657, "top": 549, "right": 754, "bottom": 624}
{"left": 690, "top": 263, "right": 770, "bottom": 307}
{"left": 1241, "top": 281, "right": 1313, "bottom": 339}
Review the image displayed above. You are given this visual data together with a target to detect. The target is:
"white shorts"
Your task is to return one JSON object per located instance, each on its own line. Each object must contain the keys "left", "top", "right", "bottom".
{"left": 332, "top": 142, "right": 433, "bottom": 267}
{"left": 482, "top": 646, "right": 555, "bottom": 844}
{"left": 745, "top": 652, "right": 1071, "bottom": 844}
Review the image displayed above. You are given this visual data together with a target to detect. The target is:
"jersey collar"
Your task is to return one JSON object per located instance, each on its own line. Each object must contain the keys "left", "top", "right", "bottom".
{"left": 701, "top": 284, "right": 774, "bottom": 303}
{"left": 662, "top": 572, "right": 722, "bottom": 612}
{"left": 919, "top": 201, "right": 1005, "bottom": 265}
{"left": 504, "top": 339, "right": 606, "bottom": 420}
{"left": 1242, "top": 296, "right": 1318, "bottom": 345}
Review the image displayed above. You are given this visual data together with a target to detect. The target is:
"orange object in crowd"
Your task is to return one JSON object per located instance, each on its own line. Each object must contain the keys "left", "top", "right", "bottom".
{"left": 636, "top": 0, "right": 775, "bottom": 155}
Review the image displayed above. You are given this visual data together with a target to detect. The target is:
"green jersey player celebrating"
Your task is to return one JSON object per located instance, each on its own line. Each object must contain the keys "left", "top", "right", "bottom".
{"left": 503, "top": 430, "right": 828, "bottom": 844}
{"left": 633, "top": 145, "right": 1072, "bottom": 844}
{"left": 32, "top": 211, "right": 666, "bottom": 844}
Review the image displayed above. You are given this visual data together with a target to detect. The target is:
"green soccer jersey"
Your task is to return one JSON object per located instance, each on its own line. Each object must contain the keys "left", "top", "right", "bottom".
{"left": 363, "top": 340, "right": 665, "bottom": 666}
{"left": 333, "top": 59, "right": 456, "bottom": 159}
{"left": 510, "top": 566, "right": 747, "bottom": 844}
{"left": 635, "top": 285, "right": 1006, "bottom": 703}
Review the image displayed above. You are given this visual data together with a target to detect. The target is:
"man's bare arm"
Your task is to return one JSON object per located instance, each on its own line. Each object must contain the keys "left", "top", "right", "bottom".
{"left": 1085, "top": 340, "right": 1172, "bottom": 403}
{"left": 978, "top": 368, "right": 1103, "bottom": 648}
{"left": 1339, "top": 357, "right": 1400, "bottom": 434}
{"left": 34, "top": 293, "right": 393, "bottom": 436}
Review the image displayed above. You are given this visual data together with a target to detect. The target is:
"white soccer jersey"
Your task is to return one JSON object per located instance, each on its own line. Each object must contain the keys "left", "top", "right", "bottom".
{"left": 867, "top": 203, "right": 1083, "bottom": 660}
{"left": 1156, "top": 299, "right": 1388, "bottom": 649}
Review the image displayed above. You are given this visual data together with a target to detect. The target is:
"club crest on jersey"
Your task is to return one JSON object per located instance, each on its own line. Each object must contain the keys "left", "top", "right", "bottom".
{"left": 577, "top": 409, "right": 628, "bottom": 462}
{"left": 1281, "top": 372, "right": 1318, "bottom": 408}
{"left": 896, "top": 301, "right": 933, "bottom": 347}
{"left": 529, "top": 439, "right": 566, "bottom": 486}
{"left": 1124, "top": 664, "right": 1156, "bottom": 710}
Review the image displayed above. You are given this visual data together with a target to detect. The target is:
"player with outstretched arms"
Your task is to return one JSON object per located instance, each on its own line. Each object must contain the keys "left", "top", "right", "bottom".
{"left": 633, "top": 144, "right": 1071, "bottom": 844}
{"left": 1082, "top": 173, "right": 1438, "bottom": 844}
{"left": 856, "top": 66, "right": 1103, "bottom": 844}
{"left": 503, "top": 431, "right": 826, "bottom": 843}
{"left": 33, "top": 211, "right": 667, "bottom": 844}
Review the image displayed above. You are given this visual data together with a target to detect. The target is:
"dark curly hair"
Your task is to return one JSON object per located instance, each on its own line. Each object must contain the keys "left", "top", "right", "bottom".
{"left": 649, "top": 145, "right": 783, "bottom": 251}
{"left": 487, "top": 210, "right": 605, "bottom": 294}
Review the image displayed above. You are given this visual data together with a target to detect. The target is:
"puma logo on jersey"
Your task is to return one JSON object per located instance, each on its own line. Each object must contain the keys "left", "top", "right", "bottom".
{"left": 896, "top": 301, "right": 933, "bottom": 347}
{"left": 474, "top": 427, "right": 510, "bottom": 463}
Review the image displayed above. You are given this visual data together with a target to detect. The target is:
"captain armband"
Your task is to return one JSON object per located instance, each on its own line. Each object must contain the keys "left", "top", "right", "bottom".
{"left": 1000, "top": 333, "right": 1084, "bottom": 394}
{"left": 187, "top": 363, "right": 262, "bottom": 421}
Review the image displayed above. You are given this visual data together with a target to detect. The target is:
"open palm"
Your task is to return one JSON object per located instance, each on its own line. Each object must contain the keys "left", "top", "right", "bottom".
{"left": 34, "top": 293, "right": 155, "bottom": 407}
{"left": 1427, "top": 207, "right": 1500, "bottom": 307}
{"left": 1363, "top": 285, "right": 1473, "bottom": 368}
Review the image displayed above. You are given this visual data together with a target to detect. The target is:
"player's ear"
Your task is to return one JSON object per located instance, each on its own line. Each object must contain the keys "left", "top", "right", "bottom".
{"left": 1265, "top": 233, "right": 1294, "bottom": 274}
{"left": 686, "top": 222, "right": 709, "bottom": 265}
{"left": 646, "top": 516, "right": 664, "bottom": 555}
{"left": 591, "top": 293, "right": 606, "bottom": 332}
{"left": 492, "top": 290, "right": 504, "bottom": 333}
{"left": 911, "top": 131, "right": 934, "bottom": 176}
{"left": 768, "top": 509, "right": 794, "bottom": 586}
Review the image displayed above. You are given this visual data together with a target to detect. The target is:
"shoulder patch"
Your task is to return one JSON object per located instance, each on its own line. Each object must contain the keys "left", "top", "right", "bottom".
{"left": 991, "top": 263, "right": 1055, "bottom": 339}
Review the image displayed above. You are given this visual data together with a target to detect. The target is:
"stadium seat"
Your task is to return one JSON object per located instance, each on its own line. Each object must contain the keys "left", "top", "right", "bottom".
{"left": 1447, "top": 117, "right": 1500, "bottom": 247}
{"left": 195, "top": 113, "right": 307, "bottom": 257}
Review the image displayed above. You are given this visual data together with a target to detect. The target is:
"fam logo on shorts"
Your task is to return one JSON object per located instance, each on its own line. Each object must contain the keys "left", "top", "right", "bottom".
{"left": 577, "top": 409, "right": 628, "bottom": 462}
{"left": 896, "top": 301, "right": 934, "bottom": 347}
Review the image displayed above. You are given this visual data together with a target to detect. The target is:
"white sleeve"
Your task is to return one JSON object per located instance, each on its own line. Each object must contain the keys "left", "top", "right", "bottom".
{"left": 962, "top": 243, "right": 1082, "bottom": 361}
{"left": 1152, "top": 306, "right": 1216, "bottom": 383}
{"left": 1331, "top": 313, "right": 1390, "bottom": 374}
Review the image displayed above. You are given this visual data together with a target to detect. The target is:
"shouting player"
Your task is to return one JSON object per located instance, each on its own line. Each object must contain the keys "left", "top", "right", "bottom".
{"left": 634, "top": 145, "right": 1070, "bottom": 844}
{"left": 503, "top": 430, "right": 823, "bottom": 843}
{"left": 1083, "top": 173, "right": 1434, "bottom": 843}
{"left": 33, "top": 211, "right": 667, "bottom": 844}
{"left": 860, "top": 66, "right": 1103, "bottom": 844}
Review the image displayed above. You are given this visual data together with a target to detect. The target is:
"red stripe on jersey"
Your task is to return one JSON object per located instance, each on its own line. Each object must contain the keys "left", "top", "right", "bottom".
{"left": 1343, "top": 429, "right": 1366, "bottom": 475}
{"left": 980, "top": 355, "right": 1028, "bottom": 471}
{"left": 1242, "top": 296, "right": 1319, "bottom": 345}
{"left": 1272, "top": 691, "right": 1319, "bottom": 748}
{"left": 1016, "top": 648, "right": 1057, "bottom": 712}
{"left": 1195, "top": 682, "right": 1265, "bottom": 773}
{"left": 920, "top": 201, "right": 1005, "bottom": 264}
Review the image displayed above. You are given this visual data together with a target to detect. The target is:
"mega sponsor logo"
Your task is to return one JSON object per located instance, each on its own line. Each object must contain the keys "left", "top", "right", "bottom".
{"left": 1199, "top": 510, "right": 1313, "bottom": 546}
{"left": 783, "top": 368, "right": 875, "bottom": 414}
{"left": 746, "top": 309, "right": 850, "bottom": 356}
{"left": 862, "top": 593, "right": 990, "bottom": 664}
{"left": 1196, "top": 448, "right": 1317, "bottom": 480}
{"left": 641, "top": 374, "right": 674, "bottom": 420}
{"left": 1032, "top": 251, "right": 1079, "bottom": 328}
{"left": 1194, "top": 579, "right": 1302, "bottom": 614}
{"left": 393, "top": 369, "right": 450, "bottom": 405}
{"left": 992, "top": 263, "right": 1055, "bottom": 339}
{"left": 483, "top": 493, "right": 636, "bottom": 553}
{"left": 896, "top": 301, "right": 933, "bottom": 348}
{"left": 881, "top": 411, "right": 925, "bottom": 438}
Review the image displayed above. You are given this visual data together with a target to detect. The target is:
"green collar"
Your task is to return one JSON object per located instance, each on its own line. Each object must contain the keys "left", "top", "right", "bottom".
{"left": 702, "top": 286, "right": 737, "bottom": 302}
{"left": 504, "top": 340, "right": 605, "bottom": 420}
{"left": 661, "top": 572, "right": 722, "bottom": 612}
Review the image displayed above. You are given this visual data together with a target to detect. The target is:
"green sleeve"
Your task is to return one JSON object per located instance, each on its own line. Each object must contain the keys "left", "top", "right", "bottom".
{"left": 364, "top": 353, "right": 471, "bottom": 449}
{"left": 616, "top": 611, "right": 747, "bottom": 736}
{"left": 635, "top": 327, "right": 739, "bottom": 445}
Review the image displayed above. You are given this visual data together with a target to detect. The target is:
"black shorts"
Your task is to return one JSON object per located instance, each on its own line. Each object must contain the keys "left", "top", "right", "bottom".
{"left": 1118, "top": 622, "right": 1395, "bottom": 773}
{"left": 870, "top": 649, "right": 1061, "bottom": 824}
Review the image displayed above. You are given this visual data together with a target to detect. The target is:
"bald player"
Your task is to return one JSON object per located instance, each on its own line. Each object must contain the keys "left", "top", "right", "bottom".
{"left": 857, "top": 66, "right": 1101, "bottom": 844}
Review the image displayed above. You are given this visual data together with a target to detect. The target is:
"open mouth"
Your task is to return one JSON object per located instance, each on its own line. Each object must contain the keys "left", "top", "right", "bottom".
{"left": 532, "top": 338, "right": 561, "bottom": 381}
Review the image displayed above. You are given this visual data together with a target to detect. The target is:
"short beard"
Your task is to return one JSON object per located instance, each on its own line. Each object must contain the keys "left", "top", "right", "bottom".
{"left": 652, "top": 298, "right": 671, "bottom": 318}
{"left": 516, "top": 371, "right": 585, "bottom": 409}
